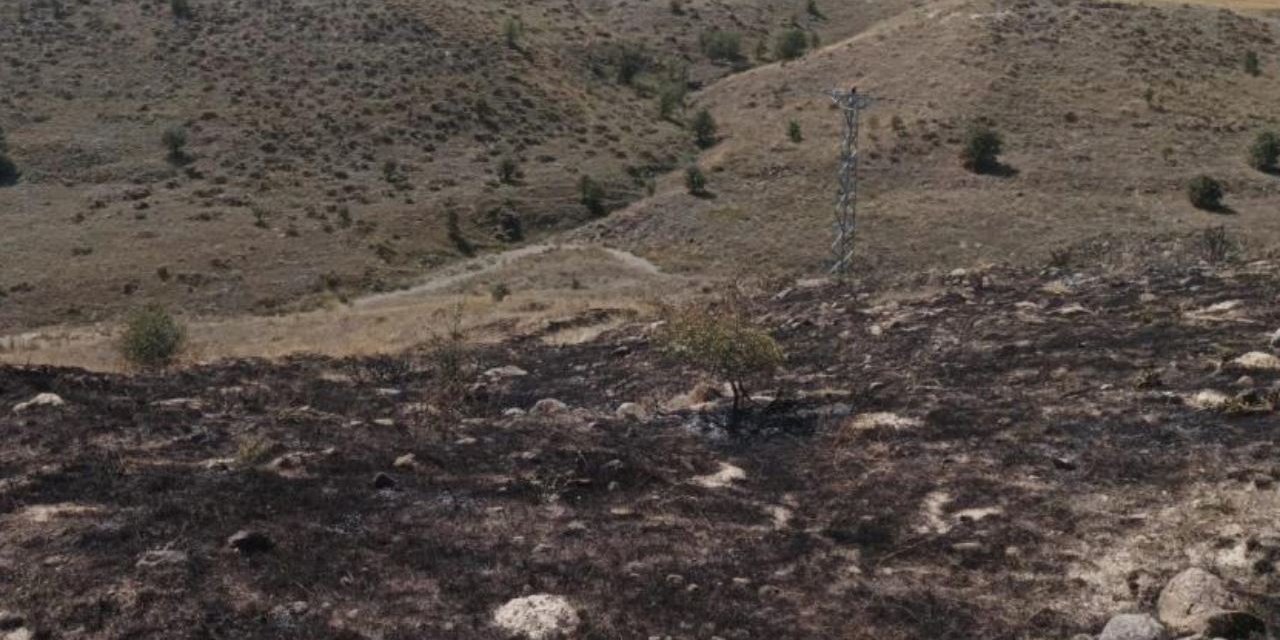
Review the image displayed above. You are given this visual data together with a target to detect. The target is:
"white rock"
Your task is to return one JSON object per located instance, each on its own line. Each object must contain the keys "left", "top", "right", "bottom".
{"left": 3, "top": 628, "right": 33, "bottom": 640}
{"left": 1099, "top": 612, "right": 1165, "bottom": 640}
{"left": 503, "top": 407, "right": 527, "bottom": 417}
{"left": 493, "top": 594, "right": 580, "bottom": 639}
{"left": 486, "top": 365, "right": 529, "bottom": 379}
{"left": 846, "top": 412, "right": 922, "bottom": 431}
{"left": 615, "top": 402, "right": 648, "bottom": 421}
{"left": 530, "top": 398, "right": 568, "bottom": 415}
{"left": 1270, "top": 327, "right": 1280, "bottom": 349}
{"left": 393, "top": 454, "right": 417, "bottom": 469}
{"left": 1186, "top": 390, "right": 1230, "bottom": 410}
{"left": 1231, "top": 351, "right": 1280, "bottom": 371}
{"left": 692, "top": 462, "right": 746, "bottom": 489}
{"left": 1157, "top": 567, "right": 1235, "bottom": 633}
{"left": 13, "top": 393, "right": 65, "bottom": 413}
{"left": 136, "top": 549, "right": 189, "bottom": 569}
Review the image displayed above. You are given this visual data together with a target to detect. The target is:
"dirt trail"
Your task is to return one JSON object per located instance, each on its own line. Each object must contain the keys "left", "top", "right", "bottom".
{"left": 353, "top": 244, "right": 666, "bottom": 309}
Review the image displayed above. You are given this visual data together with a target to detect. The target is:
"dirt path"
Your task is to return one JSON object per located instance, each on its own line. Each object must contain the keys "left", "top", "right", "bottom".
{"left": 353, "top": 243, "right": 666, "bottom": 308}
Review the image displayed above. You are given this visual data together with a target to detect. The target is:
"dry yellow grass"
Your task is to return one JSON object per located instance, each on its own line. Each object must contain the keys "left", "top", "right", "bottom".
{"left": 0, "top": 246, "right": 695, "bottom": 371}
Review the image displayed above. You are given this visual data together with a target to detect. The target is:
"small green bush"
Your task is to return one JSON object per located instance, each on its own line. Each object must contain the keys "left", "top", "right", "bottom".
{"left": 960, "top": 124, "right": 1003, "bottom": 173}
{"left": 774, "top": 29, "right": 808, "bottom": 61}
{"left": 503, "top": 18, "right": 523, "bottom": 50}
{"left": 700, "top": 30, "right": 742, "bottom": 62}
{"left": 1244, "top": 50, "right": 1261, "bottom": 76}
{"left": 162, "top": 126, "right": 189, "bottom": 164}
{"left": 806, "top": 0, "right": 825, "bottom": 20}
{"left": 498, "top": 157, "right": 520, "bottom": 184}
{"left": 489, "top": 282, "right": 511, "bottom": 303}
{"left": 692, "top": 109, "right": 718, "bottom": 149}
{"left": 170, "top": 0, "right": 194, "bottom": 20}
{"left": 659, "top": 304, "right": 784, "bottom": 425}
{"left": 580, "top": 175, "right": 607, "bottom": 216}
{"left": 685, "top": 165, "right": 708, "bottom": 196}
{"left": 119, "top": 305, "right": 186, "bottom": 369}
{"left": 0, "top": 154, "right": 18, "bottom": 186}
{"left": 446, "top": 207, "right": 474, "bottom": 256}
{"left": 614, "top": 45, "right": 649, "bottom": 85}
{"left": 787, "top": 120, "right": 803, "bottom": 143}
{"left": 1248, "top": 131, "right": 1280, "bottom": 172}
{"left": 1187, "top": 175, "right": 1224, "bottom": 211}
{"left": 658, "top": 83, "right": 686, "bottom": 120}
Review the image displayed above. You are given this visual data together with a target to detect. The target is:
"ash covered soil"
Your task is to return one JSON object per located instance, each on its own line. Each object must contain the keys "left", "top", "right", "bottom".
{"left": 3, "top": 259, "right": 1280, "bottom": 639}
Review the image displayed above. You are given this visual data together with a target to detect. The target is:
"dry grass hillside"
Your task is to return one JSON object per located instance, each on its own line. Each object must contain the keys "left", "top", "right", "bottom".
{"left": 0, "top": 0, "right": 929, "bottom": 333}
{"left": 578, "top": 0, "right": 1280, "bottom": 279}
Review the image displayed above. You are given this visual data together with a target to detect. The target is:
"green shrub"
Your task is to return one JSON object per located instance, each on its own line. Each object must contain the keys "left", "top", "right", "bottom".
{"left": 787, "top": 120, "right": 803, "bottom": 143}
{"left": 700, "top": 30, "right": 742, "bottom": 62}
{"left": 446, "top": 207, "right": 474, "bottom": 256}
{"left": 659, "top": 304, "right": 784, "bottom": 425}
{"left": 0, "top": 154, "right": 17, "bottom": 186}
{"left": 119, "top": 305, "right": 186, "bottom": 370}
{"left": 489, "top": 282, "right": 511, "bottom": 303}
{"left": 774, "top": 29, "right": 808, "bottom": 61}
{"left": 658, "top": 83, "right": 686, "bottom": 120}
{"left": 504, "top": 18, "right": 523, "bottom": 50}
{"left": 1187, "top": 175, "right": 1224, "bottom": 211}
{"left": 162, "top": 126, "right": 189, "bottom": 164}
{"left": 692, "top": 109, "right": 718, "bottom": 148}
{"left": 669, "top": 0, "right": 684, "bottom": 15}
{"left": 960, "top": 124, "right": 1003, "bottom": 173}
{"left": 614, "top": 45, "right": 649, "bottom": 85}
{"left": 1244, "top": 50, "right": 1260, "bottom": 76}
{"left": 806, "top": 0, "right": 825, "bottom": 19}
{"left": 170, "top": 0, "right": 194, "bottom": 20}
{"left": 580, "top": 175, "right": 607, "bottom": 216}
{"left": 498, "top": 157, "right": 520, "bottom": 184}
{"left": 1248, "top": 131, "right": 1280, "bottom": 172}
{"left": 685, "top": 165, "right": 708, "bottom": 196}
{"left": 0, "top": 126, "right": 7, "bottom": 153}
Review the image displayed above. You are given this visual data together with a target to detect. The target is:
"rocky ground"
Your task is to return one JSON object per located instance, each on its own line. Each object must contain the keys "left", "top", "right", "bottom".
{"left": 2, "top": 254, "right": 1280, "bottom": 639}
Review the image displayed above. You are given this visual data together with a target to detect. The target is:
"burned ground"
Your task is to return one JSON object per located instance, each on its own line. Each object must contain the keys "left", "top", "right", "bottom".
{"left": 2, "top": 259, "right": 1279, "bottom": 638}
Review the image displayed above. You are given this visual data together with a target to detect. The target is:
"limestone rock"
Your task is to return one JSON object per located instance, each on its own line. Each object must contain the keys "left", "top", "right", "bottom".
{"left": 493, "top": 594, "right": 579, "bottom": 639}
{"left": 1157, "top": 568, "right": 1236, "bottom": 634}
{"left": 12, "top": 393, "right": 65, "bottom": 413}
{"left": 1099, "top": 613, "right": 1165, "bottom": 640}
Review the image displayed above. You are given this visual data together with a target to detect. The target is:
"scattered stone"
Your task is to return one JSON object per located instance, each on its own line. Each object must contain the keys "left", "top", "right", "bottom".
{"left": 2, "top": 628, "right": 32, "bottom": 640}
{"left": 1186, "top": 390, "right": 1231, "bottom": 411}
{"left": 269, "top": 601, "right": 310, "bottom": 629}
{"left": 845, "top": 412, "right": 922, "bottom": 431}
{"left": 12, "top": 392, "right": 65, "bottom": 413}
{"left": 692, "top": 462, "right": 746, "bottom": 489}
{"left": 1270, "top": 327, "right": 1280, "bottom": 350}
{"left": 530, "top": 398, "right": 568, "bottom": 415}
{"left": 615, "top": 402, "right": 648, "bottom": 421}
{"left": 373, "top": 472, "right": 397, "bottom": 489}
{"left": 485, "top": 365, "right": 528, "bottom": 379}
{"left": 151, "top": 397, "right": 204, "bottom": 410}
{"left": 493, "top": 594, "right": 580, "bottom": 640}
{"left": 136, "top": 548, "right": 189, "bottom": 569}
{"left": 1099, "top": 612, "right": 1165, "bottom": 640}
{"left": 372, "top": 418, "right": 395, "bottom": 427}
{"left": 1233, "top": 376, "right": 1254, "bottom": 389}
{"left": 375, "top": 388, "right": 402, "bottom": 397}
{"left": 228, "top": 529, "right": 275, "bottom": 555}
{"left": 503, "top": 407, "right": 527, "bottom": 417}
{"left": 1229, "top": 352, "right": 1280, "bottom": 372}
{"left": 1157, "top": 568, "right": 1237, "bottom": 634}
{"left": 1055, "top": 303, "right": 1092, "bottom": 316}
{"left": 393, "top": 454, "right": 417, "bottom": 469}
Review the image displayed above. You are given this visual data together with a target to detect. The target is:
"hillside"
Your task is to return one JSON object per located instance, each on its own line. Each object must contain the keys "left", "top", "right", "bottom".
{"left": 579, "top": 0, "right": 1280, "bottom": 278}
{"left": 0, "top": 0, "right": 931, "bottom": 333}
{"left": 2, "top": 253, "right": 1279, "bottom": 638}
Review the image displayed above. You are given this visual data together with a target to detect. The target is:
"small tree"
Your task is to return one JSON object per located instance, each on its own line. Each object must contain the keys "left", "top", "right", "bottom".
{"left": 1187, "top": 175, "right": 1224, "bottom": 211}
{"left": 787, "top": 120, "right": 803, "bottom": 143}
{"left": 170, "top": 0, "right": 194, "bottom": 20}
{"left": 1244, "top": 50, "right": 1261, "bottom": 76}
{"left": 503, "top": 18, "right": 523, "bottom": 50}
{"left": 162, "top": 126, "right": 189, "bottom": 164}
{"left": 806, "top": 0, "right": 826, "bottom": 20}
{"left": 774, "top": 29, "right": 808, "bottom": 61}
{"left": 691, "top": 109, "right": 718, "bottom": 149}
{"left": 580, "top": 175, "right": 606, "bottom": 216}
{"left": 685, "top": 165, "right": 708, "bottom": 196}
{"left": 0, "top": 154, "right": 18, "bottom": 186}
{"left": 960, "top": 124, "right": 1002, "bottom": 173}
{"left": 446, "top": 207, "right": 474, "bottom": 256}
{"left": 700, "top": 30, "right": 742, "bottom": 62}
{"left": 659, "top": 82, "right": 686, "bottom": 121}
{"left": 498, "top": 157, "right": 520, "bottom": 184}
{"left": 119, "top": 305, "right": 186, "bottom": 370}
{"left": 614, "top": 45, "right": 648, "bottom": 85}
{"left": 1248, "top": 131, "right": 1280, "bottom": 172}
{"left": 659, "top": 303, "right": 784, "bottom": 427}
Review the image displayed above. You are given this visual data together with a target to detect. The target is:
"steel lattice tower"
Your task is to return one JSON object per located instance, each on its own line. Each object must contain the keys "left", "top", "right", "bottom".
{"left": 827, "top": 88, "right": 873, "bottom": 277}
